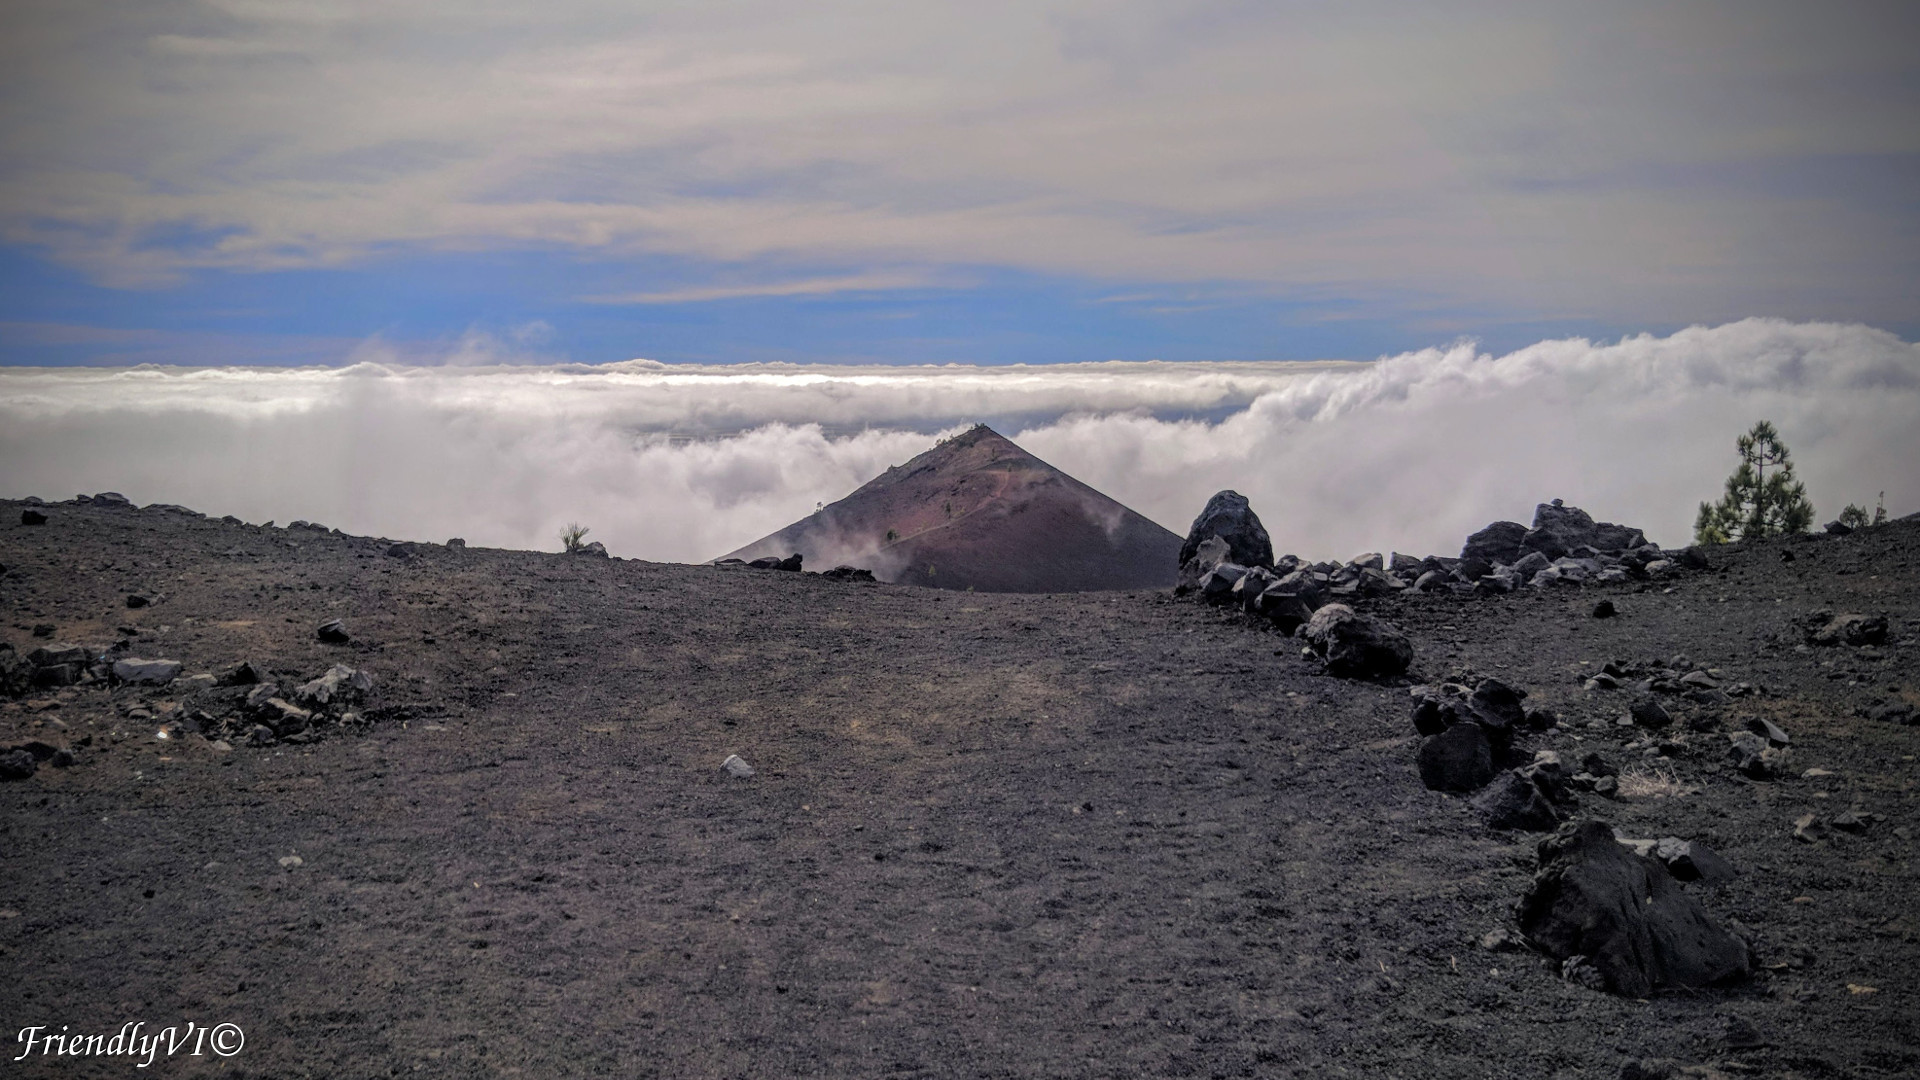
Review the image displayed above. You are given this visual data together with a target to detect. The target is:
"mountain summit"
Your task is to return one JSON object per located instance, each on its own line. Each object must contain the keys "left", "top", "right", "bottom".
{"left": 720, "top": 425, "right": 1182, "bottom": 592}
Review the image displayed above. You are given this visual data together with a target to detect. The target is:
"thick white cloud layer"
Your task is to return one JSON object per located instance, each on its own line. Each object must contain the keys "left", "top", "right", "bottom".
{"left": 0, "top": 319, "right": 1913, "bottom": 565}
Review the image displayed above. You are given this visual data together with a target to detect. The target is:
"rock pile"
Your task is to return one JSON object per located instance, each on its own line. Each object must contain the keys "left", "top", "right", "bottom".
{"left": 1174, "top": 492, "right": 1414, "bottom": 678}
{"left": 189, "top": 661, "right": 379, "bottom": 747}
{"left": 1409, "top": 677, "right": 1567, "bottom": 829}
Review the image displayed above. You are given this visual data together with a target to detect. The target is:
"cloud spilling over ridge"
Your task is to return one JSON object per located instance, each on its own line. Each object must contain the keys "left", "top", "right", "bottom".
{"left": 0, "top": 320, "right": 1914, "bottom": 564}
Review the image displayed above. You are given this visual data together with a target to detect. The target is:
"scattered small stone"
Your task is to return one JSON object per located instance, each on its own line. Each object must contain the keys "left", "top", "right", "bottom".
{"left": 822, "top": 565, "right": 877, "bottom": 582}
{"left": 1629, "top": 698, "right": 1672, "bottom": 729}
{"left": 1808, "top": 613, "right": 1888, "bottom": 647}
{"left": 125, "top": 594, "right": 151, "bottom": 609}
{"left": 721, "top": 753, "right": 755, "bottom": 778}
{"left": 278, "top": 855, "right": 304, "bottom": 869}
{"left": 223, "top": 660, "right": 265, "bottom": 686}
{"left": 1792, "top": 814, "right": 1830, "bottom": 844}
{"left": 1720, "top": 1014, "right": 1769, "bottom": 1050}
{"left": 179, "top": 673, "right": 218, "bottom": 692}
{"left": 1801, "top": 767, "right": 1835, "bottom": 780}
{"left": 1591, "top": 600, "right": 1616, "bottom": 619}
{"left": 0, "top": 748, "right": 36, "bottom": 780}
{"left": 1479, "top": 927, "right": 1527, "bottom": 952}
{"left": 1744, "top": 717, "right": 1790, "bottom": 746}
{"left": 317, "top": 619, "right": 351, "bottom": 644}
{"left": 20, "top": 509, "right": 47, "bottom": 526}
{"left": 294, "top": 664, "right": 373, "bottom": 706}
{"left": 30, "top": 624, "right": 54, "bottom": 638}
{"left": 1727, "top": 732, "right": 1788, "bottom": 779}
{"left": 245, "top": 724, "right": 277, "bottom": 747}
{"left": 1830, "top": 809, "right": 1868, "bottom": 833}
{"left": 1585, "top": 673, "right": 1620, "bottom": 691}
{"left": 1654, "top": 838, "right": 1737, "bottom": 885}
{"left": 110, "top": 658, "right": 183, "bottom": 686}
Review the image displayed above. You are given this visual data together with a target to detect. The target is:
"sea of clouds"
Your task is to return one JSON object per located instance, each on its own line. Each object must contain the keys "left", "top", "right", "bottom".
{"left": 1, "top": 319, "right": 1914, "bottom": 566}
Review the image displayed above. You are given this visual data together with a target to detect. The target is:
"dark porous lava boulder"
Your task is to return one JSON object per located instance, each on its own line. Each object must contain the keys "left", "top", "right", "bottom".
{"left": 1461, "top": 520, "right": 1527, "bottom": 565}
{"left": 1179, "top": 490, "right": 1273, "bottom": 572}
{"left": 1516, "top": 821, "right": 1752, "bottom": 997}
{"left": 1301, "top": 603, "right": 1412, "bottom": 679}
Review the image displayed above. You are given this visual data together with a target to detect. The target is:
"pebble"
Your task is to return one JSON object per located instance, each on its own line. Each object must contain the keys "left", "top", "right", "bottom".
{"left": 721, "top": 754, "right": 755, "bottom": 778}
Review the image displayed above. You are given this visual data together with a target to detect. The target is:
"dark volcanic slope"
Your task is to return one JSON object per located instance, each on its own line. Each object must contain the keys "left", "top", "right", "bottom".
{"left": 2, "top": 500, "right": 1918, "bottom": 1080}
{"left": 722, "top": 425, "right": 1183, "bottom": 592}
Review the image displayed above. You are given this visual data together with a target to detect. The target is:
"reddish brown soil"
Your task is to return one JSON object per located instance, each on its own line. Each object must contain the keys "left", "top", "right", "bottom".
{"left": 1, "top": 499, "right": 1916, "bottom": 1079}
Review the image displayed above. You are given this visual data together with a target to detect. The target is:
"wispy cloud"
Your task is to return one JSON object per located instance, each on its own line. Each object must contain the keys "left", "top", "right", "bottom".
{"left": 1, "top": 320, "right": 1913, "bottom": 564}
{"left": 581, "top": 271, "right": 949, "bottom": 305}
{"left": 1, "top": 4, "right": 1914, "bottom": 323}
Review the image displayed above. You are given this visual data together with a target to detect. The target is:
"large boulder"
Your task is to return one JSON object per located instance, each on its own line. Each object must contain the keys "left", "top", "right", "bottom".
{"left": 1301, "top": 604, "right": 1412, "bottom": 679}
{"left": 1516, "top": 821, "right": 1751, "bottom": 997}
{"left": 1178, "top": 491, "right": 1273, "bottom": 572}
{"left": 1461, "top": 521, "right": 1528, "bottom": 565}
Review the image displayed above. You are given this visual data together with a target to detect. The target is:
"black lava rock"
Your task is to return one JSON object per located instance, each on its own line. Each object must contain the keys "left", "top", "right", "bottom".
{"left": 1471, "top": 769, "right": 1560, "bottom": 831}
{"left": 1417, "top": 722, "right": 1495, "bottom": 793}
{"left": 1301, "top": 604, "right": 1413, "bottom": 680}
{"left": 1517, "top": 821, "right": 1751, "bottom": 997}
{"left": 1178, "top": 490, "right": 1273, "bottom": 571}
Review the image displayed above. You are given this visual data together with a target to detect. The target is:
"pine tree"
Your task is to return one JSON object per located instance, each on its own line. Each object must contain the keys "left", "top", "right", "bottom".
{"left": 1694, "top": 420, "right": 1814, "bottom": 544}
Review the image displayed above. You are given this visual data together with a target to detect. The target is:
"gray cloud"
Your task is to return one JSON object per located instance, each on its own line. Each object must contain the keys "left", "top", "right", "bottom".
{"left": 2, "top": 2, "right": 1915, "bottom": 322}
{"left": 1, "top": 320, "right": 1912, "bottom": 564}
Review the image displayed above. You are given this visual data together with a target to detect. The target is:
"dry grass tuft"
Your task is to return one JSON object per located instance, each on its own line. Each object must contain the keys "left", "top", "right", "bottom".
{"left": 1616, "top": 763, "right": 1698, "bottom": 800}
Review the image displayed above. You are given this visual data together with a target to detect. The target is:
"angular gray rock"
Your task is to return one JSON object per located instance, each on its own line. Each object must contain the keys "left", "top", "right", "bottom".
{"left": 1461, "top": 520, "right": 1527, "bottom": 565}
{"left": 1174, "top": 535, "right": 1232, "bottom": 595}
{"left": 1628, "top": 698, "right": 1672, "bottom": 730}
{"left": 1653, "top": 838, "right": 1736, "bottom": 885}
{"left": 111, "top": 658, "right": 183, "bottom": 686}
{"left": 721, "top": 753, "right": 755, "bottom": 778}
{"left": 316, "top": 619, "right": 351, "bottom": 644}
{"left": 1808, "top": 613, "right": 1887, "bottom": 647}
{"left": 1516, "top": 820, "right": 1751, "bottom": 997}
{"left": 1178, "top": 490, "right": 1273, "bottom": 571}
{"left": 1727, "top": 731, "right": 1788, "bottom": 779}
{"left": 295, "top": 664, "right": 374, "bottom": 707}
{"left": 1197, "top": 562, "right": 1248, "bottom": 605}
{"left": 1301, "top": 604, "right": 1412, "bottom": 679}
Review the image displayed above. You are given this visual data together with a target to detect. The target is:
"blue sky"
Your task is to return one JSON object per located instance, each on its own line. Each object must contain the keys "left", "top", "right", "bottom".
{"left": 2, "top": 1, "right": 1916, "bottom": 367}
